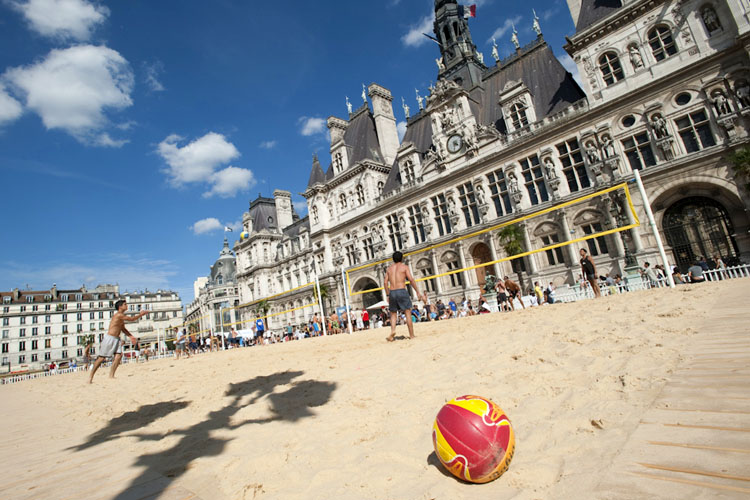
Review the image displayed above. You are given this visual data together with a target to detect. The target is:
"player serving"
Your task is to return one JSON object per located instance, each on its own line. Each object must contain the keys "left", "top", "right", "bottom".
{"left": 88, "top": 299, "right": 147, "bottom": 384}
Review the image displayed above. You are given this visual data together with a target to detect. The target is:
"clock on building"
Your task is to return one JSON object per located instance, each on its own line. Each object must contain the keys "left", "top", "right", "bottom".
{"left": 447, "top": 134, "right": 463, "bottom": 153}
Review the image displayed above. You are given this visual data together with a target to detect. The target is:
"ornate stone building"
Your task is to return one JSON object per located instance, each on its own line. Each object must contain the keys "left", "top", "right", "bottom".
{"left": 235, "top": 0, "right": 750, "bottom": 326}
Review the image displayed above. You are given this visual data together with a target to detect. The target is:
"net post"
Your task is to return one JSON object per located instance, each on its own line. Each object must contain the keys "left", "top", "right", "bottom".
{"left": 633, "top": 170, "right": 675, "bottom": 288}
{"left": 342, "top": 268, "right": 353, "bottom": 335}
{"left": 315, "top": 272, "right": 328, "bottom": 336}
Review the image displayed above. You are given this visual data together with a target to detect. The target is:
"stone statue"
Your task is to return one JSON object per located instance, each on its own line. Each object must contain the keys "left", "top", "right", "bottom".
{"left": 475, "top": 183, "right": 487, "bottom": 205}
{"left": 736, "top": 81, "right": 750, "bottom": 108}
{"left": 651, "top": 114, "right": 669, "bottom": 138}
{"left": 532, "top": 9, "right": 542, "bottom": 37}
{"left": 345, "top": 96, "right": 352, "bottom": 114}
{"left": 448, "top": 196, "right": 458, "bottom": 217}
{"left": 543, "top": 157, "right": 557, "bottom": 178}
{"left": 361, "top": 83, "right": 367, "bottom": 103}
{"left": 402, "top": 97, "right": 410, "bottom": 119}
{"left": 701, "top": 7, "right": 721, "bottom": 32}
{"left": 511, "top": 26, "right": 520, "bottom": 49}
{"left": 508, "top": 172, "right": 520, "bottom": 193}
{"left": 436, "top": 57, "right": 446, "bottom": 71}
{"left": 601, "top": 135, "right": 615, "bottom": 158}
{"left": 476, "top": 50, "right": 484, "bottom": 65}
{"left": 424, "top": 147, "right": 439, "bottom": 165}
{"left": 712, "top": 91, "right": 731, "bottom": 115}
{"left": 415, "top": 88, "right": 423, "bottom": 110}
{"left": 491, "top": 38, "right": 500, "bottom": 62}
{"left": 628, "top": 45, "right": 643, "bottom": 69}
{"left": 421, "top": 204, "right": 431, "bottom": 221}
{"left": 585, "top": 141, "right": 600, "bottom": 163}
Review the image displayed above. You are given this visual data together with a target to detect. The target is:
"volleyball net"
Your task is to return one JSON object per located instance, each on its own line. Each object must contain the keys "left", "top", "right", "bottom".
{"left": 345, "top": 182, "right": 640, "bottom": 296}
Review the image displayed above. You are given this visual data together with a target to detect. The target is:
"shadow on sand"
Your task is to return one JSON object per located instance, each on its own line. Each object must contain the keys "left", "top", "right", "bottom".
{"left": 70, "top": 370, "right": 337, "bottom": 500}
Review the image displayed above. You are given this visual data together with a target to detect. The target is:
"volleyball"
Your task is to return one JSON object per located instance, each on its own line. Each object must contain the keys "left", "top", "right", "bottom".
{"left": 432, "top": 395, "right": 515, "bottom": 483}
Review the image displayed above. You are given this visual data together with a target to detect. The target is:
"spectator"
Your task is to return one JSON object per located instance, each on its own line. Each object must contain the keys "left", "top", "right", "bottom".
{"left": 688, "top": 261, "right": 706, "bottom": 283}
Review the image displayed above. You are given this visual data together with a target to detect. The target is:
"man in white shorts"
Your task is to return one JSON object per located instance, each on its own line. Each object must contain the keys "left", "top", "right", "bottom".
{"left": 88, "top": 300, "right": 147, "bottom": 384}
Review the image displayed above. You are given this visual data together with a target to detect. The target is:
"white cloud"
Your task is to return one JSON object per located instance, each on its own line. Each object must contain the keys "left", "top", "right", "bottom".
{"left": 0, "top": 84, "right": 23, "bottom": 125}
{"left": 402, "top": 14, "right": 434, "bottom": 48}
{"left": 396, "top": 120, "right": 407, "bottom": 142}
{"left": 298, "top": 116, "right": 325, "bottom": 136}
{"left": 191, "top": 217, "right": 222, "bottom": 235}
{"left": 143, "top": 60, "right": 165, "bottom": 92}
{"left": 488, "top": 16, "right": 522, "bottom": 43}
{"left": 157, "top": 132, "right": 240, "bottom": 186}
{"left": 3, "top": 44, "right": 133, "bottom": 146}
{"left": 558, "top": 53, "right": 583, "bottom": 88}
{"left": 203, "top": 166, "right": 256, "bottom": 198}
{"left": 259, "top": 140, "right": 277, "bottom": 149}
{"left": 11, "top": 0, "right": 109, "bottom": 41}
{"left": 293, "top": 200, "right": 308, "bottom": 214}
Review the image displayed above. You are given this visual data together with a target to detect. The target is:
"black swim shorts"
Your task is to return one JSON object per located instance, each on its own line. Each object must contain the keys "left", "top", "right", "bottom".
{"left": 388, "top": 289, "right": 412, "bottom": 312}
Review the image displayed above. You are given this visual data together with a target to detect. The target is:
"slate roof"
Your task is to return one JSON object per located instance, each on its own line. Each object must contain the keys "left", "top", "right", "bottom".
{"left": 282, "top": 215, "right": 310, "bottom": 239}
{"left": 248, "top": 197, "right": 279, "bottom": 232}
{"left": 307, "top": 155, "right": 326, "bottom": 188}
{"left": 576, "top": 0, "right": 622, "bottom": 31}
{"left": 382, "top": 38, "right": 585, "bottom": 196}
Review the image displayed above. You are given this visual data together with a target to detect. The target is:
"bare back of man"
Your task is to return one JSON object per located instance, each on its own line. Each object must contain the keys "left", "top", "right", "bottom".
{"left": 384, "top": 252, "right": 425, "bottom": 342}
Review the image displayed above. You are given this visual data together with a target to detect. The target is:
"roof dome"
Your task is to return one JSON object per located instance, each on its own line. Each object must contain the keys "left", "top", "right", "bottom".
{"left": 209, "top": 237, "right": 236, "bottom": 285}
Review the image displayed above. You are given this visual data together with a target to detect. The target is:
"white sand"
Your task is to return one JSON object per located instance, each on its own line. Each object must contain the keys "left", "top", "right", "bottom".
{"left": 1, "top": 280, "right": 744, "bottom": 500}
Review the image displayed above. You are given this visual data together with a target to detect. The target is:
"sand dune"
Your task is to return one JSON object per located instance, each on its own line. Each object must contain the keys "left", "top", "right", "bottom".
{"left": 1, "top": 280, "right": 747, "bottom": 499}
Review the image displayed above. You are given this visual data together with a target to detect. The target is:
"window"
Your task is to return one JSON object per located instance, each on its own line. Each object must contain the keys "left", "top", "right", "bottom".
{"left": 431, "top": 194, "right": 452, "bottom": 236}
{"left": 20, "top": 306, "right": 26, "bottom": 312}
{"left": 45, "top": 315, "right": 50, "bottom": 323}
{"left": 76, "top": 312, "right": 82, "bottom": 321}
{"left": 333, "top": 152, "right": 343, "bottom": 173}
{"left": 62, "top": 325, "right": 68, "bottom": 334}
{"left": 2, "top": 306, "right": 7, "bottom": 313}
{"left": 622, "top": 133, "right": 656, "bottom": 170}
{"left": 99, "top": 322, "right": 104, "bottom": 330}
{"left": 31, "top": 327, "right": 38, "bottom": 336}
{"left": 31, "top": 340, "right": 38, "bottom": 350}
{"left": 45, "top": 339, "right": 51, "bottom": 348}
{"left": 31, "top": 353, "right": 38, "bottom": 362}
{"left": 509, "top": 102, "right": 528, "bottom": 130}
{"left": 61, "top": 350, "right": 68, "bottom": 359}
{"left": 648, "top": 25, "right": 677, "bottom": 61}
{"left": 345, "top": 243, "right": 360, "bottom": 267}
{"left": 401, "top": 160, "right": 416, "bottom": 184}
{"left": 486, "top": 169, "right": 513, "bottom": 218}
{"left": 377, "top": 181, "right": 384, "bottom": 196}
{"left": 457, "top": 182, "right": 481, "bottom": 227}
{"left": 32, "top": 305, "right": 38, "bottom": 311}
{"left": 32, "top": 315, "right": 38, "bottom": 324}
{"left": 339, "top": 193, "right": 347, "bottom": 210}
{"left": 18, "top": 355, "right": 25, "bottom": 364}
{"left": 77, "top": 348, "right": 83, "bottom": 357}
{"left": 362, "top": 236, "right": 375, "bottom": 261}
{"left": 676, "top": 110, "right": 715, "bottom": 153}
{"left": 99, "top": 312, "right": 104, "bottom": 319}
{"left": 582, "top": 222, "right": 609, "bottom": 256}
{"left": 1, "top": 343, "right": 8, "bottom": 353}
{"left": 62, "top": 337, "right": 68, "bottom": 347}
{"left": 90, "top": 323, "right": 95, "bottom": 331}
{"left": 19, "top": 315, "right": 26, "bottom": 325}
{"left": 3, "top": 296, "right": 10, "bottom": 304}
{"left": 444, "top": 255, "right": 464, "bottom": 288}
{"left": 90, "top": 312, "right": 95, "bottom": 319}
{"left": 541, "top": 234, "right": 565, "bottom": 266}
{"left": 599, "top": 52, "right": 624, "bottom": 86}
{"left": 312, "top": 206, "right": 319, "bottom": 224}
{"left": 386, "top": 213, "right": 404, "bottom": 251}
{"left": 19, "top": 341, "right": 25, "bottom": 351}
{"left": 1, "top": 318, "right": 7, "bottom": 326}
{"left": 45, "top": 326, "right": 51, "bottom": 335}
{"left": 356, "top": 184, "right": 365, "bottom": 205}
{"left": 19, "top": 328, "right": 25, "bottom": 337}
{"left": 556, "top": 139, "right": 590, "bottom": 192}
{"left": 520, "top": 155, "right": 549, "bottom": 205}
{"left": 675, "top": 93, "right": 691, "bottom": 106}
{"left": 407, "top": 204, "right": 426, "bottom": 244}
{"left": 44, "top": 352, "right": 51, "bottom": 360}
{"left": 76, "top": 324, "right": 83, "bottom": 333}
{"left": 417, "top": 260, "right": 436, "bottom": 293}
{"left": 1, "top": 330, "right": 7, "bottom": 339}
{"left": 62, "top": 313, "right": 67, "bottom": 321}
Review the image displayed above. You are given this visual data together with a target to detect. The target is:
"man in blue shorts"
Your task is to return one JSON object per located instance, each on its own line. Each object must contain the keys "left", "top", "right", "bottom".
{"left": 254, "top": 315, "right": 265, "bottom": 345}
{"left": 384, "top": 251, "right": 426, "bottom": 342}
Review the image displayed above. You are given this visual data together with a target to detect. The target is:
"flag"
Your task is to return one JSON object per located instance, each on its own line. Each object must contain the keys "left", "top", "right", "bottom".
{"left": 224, "top": 226, "right": 233, "bottom": 232}
{"left": 458, "top": 4, "right": 476, "bottom": 19}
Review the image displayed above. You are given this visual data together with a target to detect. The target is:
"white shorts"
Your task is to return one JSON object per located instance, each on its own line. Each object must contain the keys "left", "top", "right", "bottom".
{"left": 99, "top": 335, "right": 123, "bottom": 358}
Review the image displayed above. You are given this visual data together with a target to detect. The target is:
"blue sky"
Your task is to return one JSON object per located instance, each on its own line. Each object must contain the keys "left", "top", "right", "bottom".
{"left": 0, "top": 0, "right": 580, "bottom": 302}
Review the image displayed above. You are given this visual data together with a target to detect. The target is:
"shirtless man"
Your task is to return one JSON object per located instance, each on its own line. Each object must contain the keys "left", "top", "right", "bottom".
{"left": 384, "top": 251, "right": 426, "bottom": 341}
{"left": 88, "top": 300, "right": 147, "bottom": 383}
{"left": 580, "top": 248, "right": 601, "bottom": 298}
{"left": 504, "top": 276, "right": 526, "bottom": 310}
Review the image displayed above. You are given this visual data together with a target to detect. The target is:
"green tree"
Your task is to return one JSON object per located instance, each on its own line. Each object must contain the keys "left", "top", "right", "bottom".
{"left": 728, "top": 147, "right": 750, "bottom": 190}
{"left": 255, "top": 299, "right": 270, "bottom": 317}
{"left": 497, "top": 224, "right": 526, "bottom": 279}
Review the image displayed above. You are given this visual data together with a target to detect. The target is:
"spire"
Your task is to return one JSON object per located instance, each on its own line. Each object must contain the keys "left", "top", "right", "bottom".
{"left": 432, "top": 0, "right": 483, "bottom": 87}
{"left": 307, "top": 153, "right": 326, "bottom": 188}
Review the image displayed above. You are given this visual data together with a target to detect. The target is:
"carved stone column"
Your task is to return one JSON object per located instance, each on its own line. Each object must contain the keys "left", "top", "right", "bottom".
{"left": 454, "top": 241, "right": 472, "bottom": 289}
{"left": 429, "top": 249, "right": 443, "bottom": 295}
{"left": 519, "top": 221, "right": 538, "bottom": 275}
{"left": 485, "top": 232, "right": 501, "bottom": 278}
{"left": 555, "top": 208, "right": 578, "bottom": 266}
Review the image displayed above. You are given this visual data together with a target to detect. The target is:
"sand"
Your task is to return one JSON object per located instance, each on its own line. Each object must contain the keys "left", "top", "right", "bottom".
{"left": 1, "top": 279, "right": 747, "bottom": 500}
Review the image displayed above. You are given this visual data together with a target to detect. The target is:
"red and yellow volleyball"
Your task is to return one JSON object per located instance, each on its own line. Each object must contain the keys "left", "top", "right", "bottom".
{"left": 432, "top": 395, "right": 515, "bottom": 483}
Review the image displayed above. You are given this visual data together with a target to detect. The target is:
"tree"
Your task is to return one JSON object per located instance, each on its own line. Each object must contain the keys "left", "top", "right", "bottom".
{"left": 497, "top": 224, "right": 526, "bottom": 283}
{"left": 728, "top": 147, "right": 750, "bottom": 191}
{"left": 312, "top": 283, "right": 330, "bottom": 315}
{"left": 255, "top": 299, "right": 270, "bottom": 317}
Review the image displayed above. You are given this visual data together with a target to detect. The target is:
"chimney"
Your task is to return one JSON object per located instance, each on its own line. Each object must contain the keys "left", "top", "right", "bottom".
{"left": 367, "top": 83, "right": 399, "bottom": 165}
{"left": 273, "top": 189, "right": 293, "bottom": 229}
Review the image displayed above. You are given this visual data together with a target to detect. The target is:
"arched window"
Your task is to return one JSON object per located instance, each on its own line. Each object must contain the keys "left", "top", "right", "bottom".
{"left": 441, "top": 251, "right": 464, "bottom": 288}
{"left": 217, "top": 274, "right": 224, "bottom": 285}
{"left": 401, "top": 160, "right": 415, "bottom": 183}
{"left": 377, "top": 181, "right": 384, "bottom": 195}
{"left": 598, "top": 52, "right": 624, "bottom": 86}
{"left": 339, "top": 193, "right": 347, "bottom": 210}
{"left": 356, "top": 184, "right": 365, "bottom": 205}
{"left": 334, "top": 152, "right": 343, "bottom": 173}
{"left": 509, "top": 102, "right": 528, "bottom": 130}
{"left": 648, "top": 25, "right": 677, "bottom": 61}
